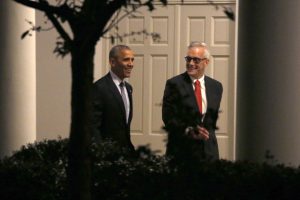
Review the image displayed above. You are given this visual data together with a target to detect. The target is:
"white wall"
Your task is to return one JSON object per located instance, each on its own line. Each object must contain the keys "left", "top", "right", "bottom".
{"left": 35, "top": 11, "right": 71, "bottom": 140}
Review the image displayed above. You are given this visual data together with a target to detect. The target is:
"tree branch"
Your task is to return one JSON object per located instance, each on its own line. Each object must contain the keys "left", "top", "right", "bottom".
{"left": 13, "top": 0, "right": 73, "bottom": 43}
{"left": 13, "top": 0, "right": 74, "bottom": 20}
{"left": 101, "top": 1, "right": 145, "bottom": 35}
{"left": 101, "top": 9, "right": 122, "bottom": 35}
{"left": 45, "top": 11, "right": 73, "bottom": 44}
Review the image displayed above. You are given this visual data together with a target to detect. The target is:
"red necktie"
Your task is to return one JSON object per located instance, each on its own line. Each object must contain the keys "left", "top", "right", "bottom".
{"left": 194, "top": 80, "right": 202, "bottom": 114}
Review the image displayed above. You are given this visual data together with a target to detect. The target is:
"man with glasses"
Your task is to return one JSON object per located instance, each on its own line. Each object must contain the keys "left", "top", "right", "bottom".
{"left": 162, "top": 42, "right": 223, "bottom": 163}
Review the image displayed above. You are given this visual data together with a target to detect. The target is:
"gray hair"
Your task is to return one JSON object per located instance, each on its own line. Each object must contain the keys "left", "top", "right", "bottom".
{"left": 188, "top": 41, "right": 210, "bottom": 59}
{"left": 109, "top": 45, "right": 132, "bottom": 59}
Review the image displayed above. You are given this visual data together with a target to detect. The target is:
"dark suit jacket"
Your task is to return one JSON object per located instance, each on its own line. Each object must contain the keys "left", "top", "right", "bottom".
{"left": 162, "top": 72, "right": 223, "bottom": 161}
{"left": 92, "top": 73, "right": 135, "bottom": 153}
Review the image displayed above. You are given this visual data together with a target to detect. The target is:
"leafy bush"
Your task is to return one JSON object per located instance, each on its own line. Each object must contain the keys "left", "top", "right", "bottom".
{"left": 1, "top": 138, "right": 300, "bottom": 200}
{"left": 0, "top": 138, "right": 68, "bottom": 200}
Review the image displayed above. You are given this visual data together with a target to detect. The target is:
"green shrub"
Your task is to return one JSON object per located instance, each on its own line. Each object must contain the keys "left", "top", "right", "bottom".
{"left": 0, "top": 138, "right": 68, "bottom": 200}
{"left": 1, "top": 138, "right": 300, "bottom": 200}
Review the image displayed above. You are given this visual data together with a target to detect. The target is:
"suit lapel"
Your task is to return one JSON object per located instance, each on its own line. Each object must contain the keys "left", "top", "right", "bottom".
{"left": 182, "top": 72, "right": 200, "bottom": 115}
{"left": 204, "top": 76, "right": 212, "bottom": 111}
{"left": 105, "top": 73, "right": 127, "bottom": 123}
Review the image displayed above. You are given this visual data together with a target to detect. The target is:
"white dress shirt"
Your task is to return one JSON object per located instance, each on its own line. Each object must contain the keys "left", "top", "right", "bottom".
{"left": 190, "top": 75, "right": 207, "bottom": 114}
{"left": 110, "top": 70, "right": 130, "bottom": 121}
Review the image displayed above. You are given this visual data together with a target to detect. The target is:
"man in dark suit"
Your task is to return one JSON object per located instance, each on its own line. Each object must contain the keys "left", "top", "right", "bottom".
{"left": 92, "top": 45, "right": 135, "bottom": 154}
{"left": 162, "top": 42, "right": 223, "bottom": 162}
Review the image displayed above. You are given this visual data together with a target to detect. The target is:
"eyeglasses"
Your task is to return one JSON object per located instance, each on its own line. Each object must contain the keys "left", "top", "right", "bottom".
{"left": 184, "top": 56, "right": 206, "bottom": 64}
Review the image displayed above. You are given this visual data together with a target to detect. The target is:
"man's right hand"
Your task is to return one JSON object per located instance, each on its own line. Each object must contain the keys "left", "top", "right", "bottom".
{"left": 190, "top": 125, "right": 209, "bottom": 141}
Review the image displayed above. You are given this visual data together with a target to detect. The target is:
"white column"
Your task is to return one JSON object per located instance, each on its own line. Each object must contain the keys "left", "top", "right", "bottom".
{"left": 237, "top": 0, "right": 300, "bottom": 165}
{"left": 0, "top": 0, "right": 36, "bottom": 157}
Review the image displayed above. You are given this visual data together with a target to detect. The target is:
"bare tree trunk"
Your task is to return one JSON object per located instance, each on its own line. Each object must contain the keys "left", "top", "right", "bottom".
{"left": 68, "top": 40, "right": 95, "bottom": 200}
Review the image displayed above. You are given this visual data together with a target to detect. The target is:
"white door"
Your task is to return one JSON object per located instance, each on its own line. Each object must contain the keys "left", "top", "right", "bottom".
{"left": 98, "top": 2, "right": 236, "bottom": 159}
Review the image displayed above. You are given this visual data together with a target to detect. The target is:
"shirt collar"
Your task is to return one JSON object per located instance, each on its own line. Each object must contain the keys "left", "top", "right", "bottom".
{"left": 190, "top": 74, "right": 205, "bottom": 85}
{"left": 110, "top": 70, "right": 124, "bottom": 86}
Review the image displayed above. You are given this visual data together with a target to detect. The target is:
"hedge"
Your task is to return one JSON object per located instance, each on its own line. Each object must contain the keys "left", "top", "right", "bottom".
{"left": 1, "top": 138, "right": 300, "bottom": 200}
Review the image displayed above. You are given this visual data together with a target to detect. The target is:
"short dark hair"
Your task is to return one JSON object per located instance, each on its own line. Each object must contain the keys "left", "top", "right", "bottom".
{"left": 109, "top": 45, "right": 132, "bottom": 59}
